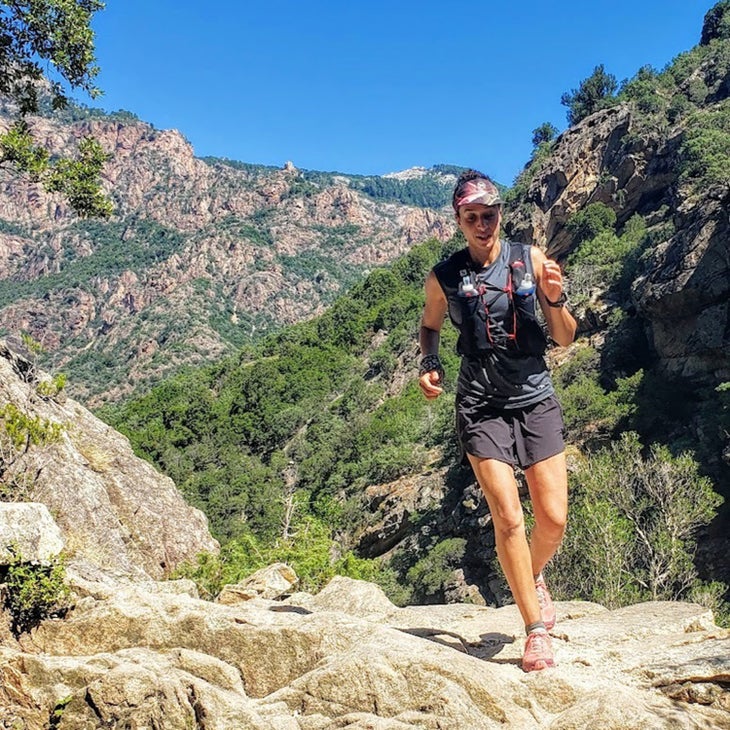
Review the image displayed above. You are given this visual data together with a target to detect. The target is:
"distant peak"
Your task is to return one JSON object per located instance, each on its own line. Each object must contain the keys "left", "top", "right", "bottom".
{"left": 382, "top": 166, "right": 429, "bottom": 181}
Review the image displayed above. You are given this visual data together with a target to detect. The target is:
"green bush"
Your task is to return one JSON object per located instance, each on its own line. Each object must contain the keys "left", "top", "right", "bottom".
{"left": 0, "top": 403, "right": 63, "bottom": 501}
{"left": 406, "top": 538, "right": 467, "bottom": 603}
{"left": 619, "top": 65, "right": 664, "bottom": 115}
{"left": 566, "top": 213, "right": 647, "bottom": 300}
{"left": 678, "top": 103, "right": 730, "bottom": 189}
{"left": 552, "top": 346, "right": 641, "bottom": 441}
{"left": 174, "top": 515, "right": 404, "bottom": 602}
{"left": 551, "top": 432, "right": 724, "bottom": 608}
{"left": 566, "top": 202, "right": 617, "bottom": 244}
{"left": 1, "top": 550, "right": 70, "bottom": 635}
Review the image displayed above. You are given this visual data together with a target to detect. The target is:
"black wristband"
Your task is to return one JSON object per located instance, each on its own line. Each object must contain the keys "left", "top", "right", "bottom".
{"left": 546, "top": 291, "right": 568, "bottom": 308}
{"left": 419, "top": 353, "right": 444, "bottom": 379}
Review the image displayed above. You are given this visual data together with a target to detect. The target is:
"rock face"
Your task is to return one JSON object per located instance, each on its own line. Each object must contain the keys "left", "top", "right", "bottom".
{"left": 0, "top": 572, "right": 727, "bottom": 729}
{"left": 504, "top": 101, "right": 730, "bottom": 385}
{"left": 0, "top": 503, "right": 63, "bottom": 563}
{"left": 0, "top": 341, "right": 218, "bottom": 578}
{"left": 0, "top": 110, "right": 455, "bottom": 406}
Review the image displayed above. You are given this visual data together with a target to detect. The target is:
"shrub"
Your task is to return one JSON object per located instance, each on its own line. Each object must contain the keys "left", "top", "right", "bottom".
{"left": 619, "top": 65, "right": 665, "bottom": 115}
{"left": 551, "top": 432, "right": 724, "bottom": 608}
{"left": 552, "top": 346, "right": 640, "bottom": 441}
{"left": 566, "top": 202, "right": 617, "bottom": 244}
{"left": 678, "top": 103, "right": 730, "bottom": 190}
{"left": 566, "top": 213, "right": 647, "bottom": 300}
{"left": 1, "top": 550, "right": 70, "bottom": 635}
{"left": 0, "top": 403, "right": 63, "bottom": 501}
{"left": 406, "top": 538, "right": 467, "bottom": 603}
{"left": 174, "top": 515, "right": 404, "bottom": 602}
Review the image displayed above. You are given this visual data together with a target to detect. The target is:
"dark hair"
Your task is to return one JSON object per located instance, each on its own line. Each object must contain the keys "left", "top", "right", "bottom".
{"left": 452, "top": 169, "right": 496, "bottom": 211}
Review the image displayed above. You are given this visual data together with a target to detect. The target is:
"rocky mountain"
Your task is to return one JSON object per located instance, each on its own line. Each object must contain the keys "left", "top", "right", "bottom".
{"left": 505, "top": 102, "right": 729, "bottom": 389}
{"left": 0, "top": 104, "right": 456, "bottom": 407}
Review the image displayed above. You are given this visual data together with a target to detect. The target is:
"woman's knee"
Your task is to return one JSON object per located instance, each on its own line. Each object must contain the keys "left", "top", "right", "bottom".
{"left": 537, "top": 510, "right": 567, "bottom": 541}
{"left": 491, "top": 506, "right": 526, "bottom": 539}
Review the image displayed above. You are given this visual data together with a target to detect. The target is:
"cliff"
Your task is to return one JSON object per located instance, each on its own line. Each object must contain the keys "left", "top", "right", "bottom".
{"left": 505, "top": 102, "right": 729, "bottom": 389}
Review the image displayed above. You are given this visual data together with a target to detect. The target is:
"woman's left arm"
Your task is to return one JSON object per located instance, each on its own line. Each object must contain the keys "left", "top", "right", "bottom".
{"left": 531, "top": 246, "right": 577, "bottom": 348}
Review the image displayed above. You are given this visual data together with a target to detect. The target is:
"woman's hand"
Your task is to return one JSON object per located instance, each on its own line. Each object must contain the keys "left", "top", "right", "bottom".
{"left": 531, "top": 247, "right": 577, "bottom": 347}
{"left": 419, "top": 370, "right": 443, "bottom": 400}
{"left": 540, "top": 258, "right": 565, "bottom": 304}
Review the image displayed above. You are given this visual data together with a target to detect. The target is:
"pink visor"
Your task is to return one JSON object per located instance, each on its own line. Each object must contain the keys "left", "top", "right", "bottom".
{"left": 454, "top": 178, "right": 503, "bottom": 209}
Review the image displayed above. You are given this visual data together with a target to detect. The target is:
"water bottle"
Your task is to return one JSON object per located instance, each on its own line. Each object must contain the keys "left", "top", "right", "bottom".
{"left": 515, "top": 272, "right": 535, "bottom": 296}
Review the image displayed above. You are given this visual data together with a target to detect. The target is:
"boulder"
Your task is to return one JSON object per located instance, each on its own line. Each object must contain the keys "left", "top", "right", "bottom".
{"left": 217, "top": 562, "right": 299, "bottom": 604}
{"left": 0, "top": 503, "right": 63, "bottom": 564}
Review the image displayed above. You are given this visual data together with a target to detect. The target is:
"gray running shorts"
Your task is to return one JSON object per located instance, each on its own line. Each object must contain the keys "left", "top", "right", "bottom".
{"left": 456, "top": 393, "right": 565, "bottom": 468}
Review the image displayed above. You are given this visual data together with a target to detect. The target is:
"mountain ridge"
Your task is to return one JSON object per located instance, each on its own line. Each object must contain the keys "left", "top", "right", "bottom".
{"left": 0, "top": 105, "right": 457, "bottom": 406}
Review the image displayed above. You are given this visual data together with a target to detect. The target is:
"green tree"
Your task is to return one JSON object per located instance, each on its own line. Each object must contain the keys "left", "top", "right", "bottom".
{"left": 701, "top": 1, "right": 730, "bottom": 45}
{"left": 0, "top": 0, "right": 112, "bottom": 217}
{"left": 561, "top": 64, "right": 618, "bottom": 126}
{"left": 566, "top": 201, "right": 617, "bottom": 244}
{"left": 531, "top": 122, "right": 558, "bottom": 148}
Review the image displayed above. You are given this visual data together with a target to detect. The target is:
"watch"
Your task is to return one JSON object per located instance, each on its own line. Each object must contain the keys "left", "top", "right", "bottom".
{"left": 546, "top": 292, "right": 568, "bottom": 308}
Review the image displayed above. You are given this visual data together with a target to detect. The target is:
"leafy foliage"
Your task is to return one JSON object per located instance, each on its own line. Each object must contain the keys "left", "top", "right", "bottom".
{"left": 566, "top": 202, "right": 617, "bottom": 244}
{"left": 701, "top": 1, "right": 730, "bottom": 45}
{"left": 551, "top": 433, "right": 723, "bottom": 608}
{"left": 551, "top": 345, "right": 641, "bottom": 444}
{"left": 0, "top": 1, "right": 112, "bottom": 217}
{"left": 566, "top": 211, "right": 648, "bottom": 301}
{"left": 0, "top": 0, "right": 103, "bottom": 112}
{"left": 677, "top": 102, "right": 730, "bottom": 190}
{"left": 1, "top": 548, "right": 70, "bottom": 635}
{"left": 175, "top": 513, "right": 404, "bottom": 601}
{"left": 0, "top": 121, "right": 113, "bottom": 217}
{"left": 560, "top": 64, "right": 618, "bottom": 125}
{"left": 0, "top": 402, "right": 63, "bottom": 501}
{"left": 406, "top": 538, "right": 467, "bottom": 603}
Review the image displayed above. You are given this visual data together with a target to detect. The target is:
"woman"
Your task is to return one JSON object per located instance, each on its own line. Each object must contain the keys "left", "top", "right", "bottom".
{"left": 418, "top": 169, "right": 577, "bottom": 672}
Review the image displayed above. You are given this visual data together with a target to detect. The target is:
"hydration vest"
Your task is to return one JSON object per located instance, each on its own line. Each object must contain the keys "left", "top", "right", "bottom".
{"left": 433, "top": 242, "right": 548, "bottom": 358}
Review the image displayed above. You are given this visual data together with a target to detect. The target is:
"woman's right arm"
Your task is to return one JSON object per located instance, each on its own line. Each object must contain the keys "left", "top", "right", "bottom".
{"left": 418, "top": 272, "right": 448, "bottom": 399}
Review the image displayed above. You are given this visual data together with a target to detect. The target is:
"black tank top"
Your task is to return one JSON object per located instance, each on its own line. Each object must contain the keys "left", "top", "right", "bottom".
{"left": 432, "top": 242, "right": 554, "bottom": 409}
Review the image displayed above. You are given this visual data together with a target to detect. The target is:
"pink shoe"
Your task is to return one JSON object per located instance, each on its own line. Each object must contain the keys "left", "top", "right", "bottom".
{"left": 535, "top": 574, "right": 556, "bottom": 630}
{"left": 522, "top": 630, "right": 555, "bottom": 672}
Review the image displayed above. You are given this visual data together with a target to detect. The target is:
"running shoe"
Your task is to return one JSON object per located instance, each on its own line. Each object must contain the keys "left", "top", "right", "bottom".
{"left": 522, "top": 630, "right": 555, "bottom": 672}
{"left": 535, "top": 574, "right": 556, "bottom": 630}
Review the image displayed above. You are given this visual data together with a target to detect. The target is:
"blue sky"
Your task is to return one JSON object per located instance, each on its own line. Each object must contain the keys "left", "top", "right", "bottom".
{"left": 84, "top": 1, "right": 714, "bottom": 186}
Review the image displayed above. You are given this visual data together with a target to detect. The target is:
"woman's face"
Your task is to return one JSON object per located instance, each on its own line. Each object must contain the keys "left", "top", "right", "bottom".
{"left": 456, "top": 204, "right": 502, "bottom": 256}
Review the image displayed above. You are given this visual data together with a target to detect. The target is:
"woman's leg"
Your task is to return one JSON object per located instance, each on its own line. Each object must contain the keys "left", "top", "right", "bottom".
{"left": 524, "top": 451, "right": 568, "bottom": 578}
{"left": 467, "top": 454, "right": 542, "bottom": 628}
